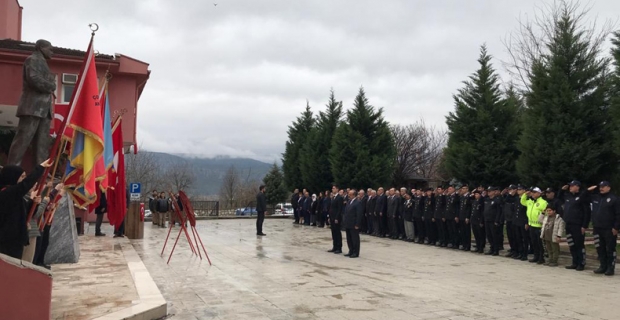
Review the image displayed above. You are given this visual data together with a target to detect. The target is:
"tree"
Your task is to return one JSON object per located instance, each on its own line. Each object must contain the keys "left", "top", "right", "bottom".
{"left": 263, "top": 163, "right": 288, "bottom": 206}
{"left": 610, "top": 31, "right": 620, "bottom": 185}
{"left": 164, "top": 160, "right": 195, "bottom": 193}
{"left": 444, "top": 45, "right": 520, "bottom": 187}
{"left": 516, "top": 4, "right": 615, "bottom": 187}
{"left": 282, "top": 101, "right": 315, "bottom": 191}
{"left": 219, "top": 165, "right": 240, "bottom": 209}
{"left": 125, "top": 149, "right": 163, "bottom": 199}
{"left": 299, "top": 89, "right": 343, "bottom": 193}
{"left": 330, "top": 87, "right": 395, "bottom": 189}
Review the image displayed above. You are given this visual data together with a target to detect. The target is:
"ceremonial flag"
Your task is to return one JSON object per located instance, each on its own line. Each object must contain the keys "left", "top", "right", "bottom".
{"left": 63, "top": 37, "right": 104, "bottom": 207}
{"left": 107, "top": 117, "right": 127, "bottom": 227}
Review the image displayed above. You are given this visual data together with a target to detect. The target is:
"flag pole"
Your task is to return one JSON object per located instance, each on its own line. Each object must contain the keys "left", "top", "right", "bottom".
{"left": 27, "top": 26, "right": 98, "bottom": 224}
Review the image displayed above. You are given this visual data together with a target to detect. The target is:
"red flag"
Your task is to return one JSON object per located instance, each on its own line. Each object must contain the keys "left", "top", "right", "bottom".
{"left": 107, "top": 117, "right": 126, "bottom": 227}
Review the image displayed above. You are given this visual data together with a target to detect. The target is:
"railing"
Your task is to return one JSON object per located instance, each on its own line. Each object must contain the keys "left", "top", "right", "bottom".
{"left": 190, "top": 201, "right": 219, "bottom": 217}
{"left": 186, "top": 201, "right": 280, "bottom": 217}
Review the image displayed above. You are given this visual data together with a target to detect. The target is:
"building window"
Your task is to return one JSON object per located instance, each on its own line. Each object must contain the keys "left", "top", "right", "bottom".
{"left": 61, "top": 73, "right": 78, "bottom": 104}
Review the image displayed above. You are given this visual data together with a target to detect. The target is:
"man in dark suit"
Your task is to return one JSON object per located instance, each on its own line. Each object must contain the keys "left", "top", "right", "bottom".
{"left": 256, "top": 185, "right": 267, "bottom": 236}
{"left": 360, "top": 190, "right": 368, "bottom": 234}
{"left": 366, "top": 189, "right": 376, "bottom": 235}
{"left": 374, "top": 188, "right": 388, "bottom": 237}
{"left": 387, "top": 188, "right": 398, "bottom": 239}
{"left": 328, "top": 185, "right": 344, "bottom": 254}
{"left": 344, "top": 189, "right": 364, "bottom": 258}
{"left": 291, "top": 189, "right": 300, "bottom": 224}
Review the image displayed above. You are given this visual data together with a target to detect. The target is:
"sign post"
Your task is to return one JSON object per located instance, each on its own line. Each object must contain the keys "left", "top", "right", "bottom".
{"left": 126, "top": 182, "right": 144, "bottom": 239}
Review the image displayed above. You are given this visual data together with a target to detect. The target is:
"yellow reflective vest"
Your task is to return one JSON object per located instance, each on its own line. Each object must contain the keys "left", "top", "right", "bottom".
{"left": 520, "top": 193, "right": 548, "bottom": 228}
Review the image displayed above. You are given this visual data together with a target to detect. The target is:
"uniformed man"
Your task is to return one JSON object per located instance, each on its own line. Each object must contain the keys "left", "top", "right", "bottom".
{"left": 434, "top": 187, "right": 447, "bottom": 247}
{"left": 544, "top": 188, "right": 563, "bottom": 217}
{"left": 483, "top": 187, "right": 502, "bottom": 256}
{"left": 502, "top": 185, "right": 518, "bottom": 258}
{"left": 512, "top": 185, "right": 529, "bottom": 260}
{"left": 458, "top": 185, "right": 472, "bottom": 251}
{"left": 588, "top": 181, "right": 620, "bottom": 276}
{"left": 423, "top": 188, "right": 436, "bottom": 245}
{"left": 559, "top": 180, "right": 590, "bottom": 271}
{"left": 470, "top": 190, "right": 485, "bottom": 253}
{"left": 375, "top": 187, "right": 388, "bottom": 237}
{"left": 521, "top": 187, "right": 547, "bottom": 264}
{"left": 413, "top": 189, "right": 425, "bottom": 243}
{"left": 445, "top": 186, "right": 460, "bottom": 249}
{"left": 328, "top": 185, "right": 344, "bottom": 254}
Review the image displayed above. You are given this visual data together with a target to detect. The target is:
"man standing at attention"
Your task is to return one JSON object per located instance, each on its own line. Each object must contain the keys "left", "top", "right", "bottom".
{"left": 328, "top": 185, "right": 344, "bottom": 254}
{"left": 343, "top": 189, "right": 364, "bottom": 258}
{"left": 256, "top": 185, "right": 267, "bottom": 236}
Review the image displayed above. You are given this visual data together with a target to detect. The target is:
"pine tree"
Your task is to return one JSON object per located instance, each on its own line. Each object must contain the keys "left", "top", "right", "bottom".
{"left": 444, "top": 45, "right": 520, "bottom": 186}
{"left": 516, "top": 9, "right": 614, "bottom": 187}
{"left": 329, "top": 87, "right": 395, "bottom": 189}
{"left": 610, "top": 32, "right": 620, "bottom": 185}
{"left": 299, "top": 89, "right": 343, "bottom": 194}
{"left": 263, "top": 163, "right": 288, "bottom": 206}
{"left": 282, "top": 102, "right": 315, "bottom": 190}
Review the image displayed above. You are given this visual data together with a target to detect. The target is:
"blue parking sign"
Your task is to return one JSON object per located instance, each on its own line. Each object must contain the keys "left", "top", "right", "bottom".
{"left": 130, "top": 183, "right": 141, "bottom": 194}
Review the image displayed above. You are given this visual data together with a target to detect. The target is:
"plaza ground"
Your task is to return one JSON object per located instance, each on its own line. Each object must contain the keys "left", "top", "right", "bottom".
{"left": 120, "top": 219, "right": 618, "bottom": 320}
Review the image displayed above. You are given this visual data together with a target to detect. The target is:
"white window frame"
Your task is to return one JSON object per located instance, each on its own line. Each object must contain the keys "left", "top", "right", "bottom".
{"left": 60, "top": 73, "right": 78, "bottom": 104}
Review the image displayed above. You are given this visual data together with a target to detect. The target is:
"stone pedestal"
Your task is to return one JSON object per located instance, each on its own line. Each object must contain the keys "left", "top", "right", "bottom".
{"left": 45, "top": 195, "right": 80, "bottom": 264}
{"left": 126, "top": 202, "right": 144, "bottom": 239}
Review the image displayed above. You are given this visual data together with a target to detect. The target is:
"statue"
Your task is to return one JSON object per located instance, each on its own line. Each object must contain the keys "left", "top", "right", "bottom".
{"left": 7, "top": 39, "right": 56, "bottom": 166}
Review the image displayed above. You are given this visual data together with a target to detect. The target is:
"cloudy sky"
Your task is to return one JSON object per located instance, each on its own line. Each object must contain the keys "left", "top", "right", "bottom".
{"left": 19, "top": 0, "right": 620, "bottom": 163}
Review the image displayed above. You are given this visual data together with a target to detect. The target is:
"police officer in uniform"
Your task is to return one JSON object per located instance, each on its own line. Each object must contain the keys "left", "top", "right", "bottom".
{"left": 502, "top": 185, "right": 518, "bottom": 258}
{"left": 423, "top": 188, "right": 436, "bottom": 245}
{"left": 559, "top": 180, "right": 590, "bottom": 271}
{"left": 413, "top": 190, "right": 425, "bottom": 243}
{"left": 470, "top": 190, "right": 485, "bottom": 253}
{"left": 328, "top": 185, "right": 344, "bottom": 254}
{"left": 513, "top": 185, "right": 529, "bottom": 260}
{"left": 483, "top": 187, "right": 502, "bottom": 256}
{"left": 458, "top": 185, "right": 472, "bottom": 251}
{"left": 445, "top": 186, "right": 460, "bottom": 249}
{"left": 434, "top": 187, "right": 447, "bottom": 247}
{"left": 588, "top": 181, "right": 620, "bottom": 276}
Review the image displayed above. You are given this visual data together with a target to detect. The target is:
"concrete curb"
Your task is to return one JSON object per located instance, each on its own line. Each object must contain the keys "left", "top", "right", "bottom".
{"left": 92, "top": 238, "right": 167, "bottom": 320}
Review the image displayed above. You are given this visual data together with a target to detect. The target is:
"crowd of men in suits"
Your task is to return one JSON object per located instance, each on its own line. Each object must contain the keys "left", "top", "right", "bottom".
{"left": 289, "top": 180, "right": 620, "bottom": 276}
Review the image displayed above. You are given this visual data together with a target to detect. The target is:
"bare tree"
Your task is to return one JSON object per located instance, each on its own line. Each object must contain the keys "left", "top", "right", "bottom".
{"left": 391, "top": 120, "right": 447, "bottom": 186}
{"left": 502, "top": 0, "right": 615, "bottom": 93}
{"left": 219, "top": 165, "right": 240, "bottom": 209}
{"left": 125, "top": 148, "right": 163, "bottom": 199}
{"left": 164, "top": 160, "right": 195, "bottom": 193}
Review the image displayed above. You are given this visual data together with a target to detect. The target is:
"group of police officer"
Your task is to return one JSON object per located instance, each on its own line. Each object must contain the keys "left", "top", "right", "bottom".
{"left": 297, "top": 180, "right": 620, "bottom": 276}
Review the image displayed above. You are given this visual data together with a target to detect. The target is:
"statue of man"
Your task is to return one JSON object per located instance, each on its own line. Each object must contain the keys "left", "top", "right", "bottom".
{"left": 7, "top": 39, "right": 56, "bottom": 166}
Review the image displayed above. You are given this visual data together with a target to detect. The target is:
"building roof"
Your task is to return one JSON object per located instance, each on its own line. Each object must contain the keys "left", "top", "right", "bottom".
{"left": 0, "top": 38, "right": 116, "bottom": 61}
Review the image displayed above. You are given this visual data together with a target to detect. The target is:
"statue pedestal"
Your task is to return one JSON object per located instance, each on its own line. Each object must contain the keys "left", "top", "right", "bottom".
{"left": 45, "top": 195, "right": 80, "bottom": 264}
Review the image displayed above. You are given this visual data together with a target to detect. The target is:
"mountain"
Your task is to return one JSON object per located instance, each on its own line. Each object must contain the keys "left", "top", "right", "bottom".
{"left": 148, "top": 152, "right": 272, "bottom": 196}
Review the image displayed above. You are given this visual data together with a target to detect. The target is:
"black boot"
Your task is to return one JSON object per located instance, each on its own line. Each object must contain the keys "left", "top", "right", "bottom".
{"left": 594, "top": 266, "right": 607, "bottom": 274}
{"left": 605, "top": 267, "right": 615, "bottom": 276}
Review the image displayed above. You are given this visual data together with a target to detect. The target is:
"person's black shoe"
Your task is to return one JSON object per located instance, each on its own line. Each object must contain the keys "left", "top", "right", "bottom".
{"left": 344, "top": 253, "right": 351, "bottom": 257}
{"left": 328, "top": 249, "right": 336, "bottom": 253}
{"left": 520, "top": 255, "right": 528, "bottom": 261}
{"left": 257, "top": 233, "right": 267, "bottom": 236}
{"left": 95, "top": 233, "right": 106, "bottom": 237}
{"left": 333, "top": 250, "right": 342, "bottom": 254}
{"left": 447, "top": 244, "right": 453, "bottom": 248}
{"left": 113, "top": 234, "right": 124, "bottom": 238}
{"left": 492, "top": 251, "right": 499, "bottom": 256}
{"left": 512, "top": 254, "right": 521, "bottom": 260}
{"left": 529, "top": 258, "right": 538, "bottom": 263}
{"left": 565, "top": 265, "right": 577, "bottom": 270}
{"left": 605, "top": 268, "right": 615, "bottom": 276}
{"left": 594, "top": 266, "right": 607, "bottom": 274}
{"left": 349, "top": 254, "right": 359, "bottom": 258}
{"left": 504, "top": 252, "right": 513, "bottom": 257}
{"left": 484, "top": 251, "right": 493, "bottom": 255}
{"left": 537, "top": 259, "right": 545, "bottom": 265}
{"left": 576, "top": 265, "right": 585, "bottom": 271}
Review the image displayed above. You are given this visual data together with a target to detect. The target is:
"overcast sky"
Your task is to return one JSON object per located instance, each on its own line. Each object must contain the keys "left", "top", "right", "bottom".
{"left": 19, "top": 0, "right": 620, "bottom": 163}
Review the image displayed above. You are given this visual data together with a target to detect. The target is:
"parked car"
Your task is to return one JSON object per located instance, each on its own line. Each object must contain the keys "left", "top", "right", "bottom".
{"left": 274, "top": 203, "right": 294, "bottom": 216}
{"left": 235, "top": 207, "right": 257, "bottom": 216}
{"left": 145, "top": 209, "right": 152, "bottom": 217}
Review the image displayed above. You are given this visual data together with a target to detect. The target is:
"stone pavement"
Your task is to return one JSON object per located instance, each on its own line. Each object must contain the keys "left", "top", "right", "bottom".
{"left": 134, "top": 219, "right": 620, "bottom": 320}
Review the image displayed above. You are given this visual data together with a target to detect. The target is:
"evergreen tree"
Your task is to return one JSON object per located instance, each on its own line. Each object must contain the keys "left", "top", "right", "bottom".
{"left": 444, "top": 45, "right": 520, "bottom": 187}
{"left": 263, "top": 163, "right": 288, "bottom": 206}
{"left": 516, "top": 9, "right": 614, "bottom": 187}
{"left": 329, "top": 87, "right": 395, "bottom": 189}
{"left": 282, "top": 102, "right": 315, "bottom": 190}
{"left": 299, "top": 89, "right": 343, "bottom": 193}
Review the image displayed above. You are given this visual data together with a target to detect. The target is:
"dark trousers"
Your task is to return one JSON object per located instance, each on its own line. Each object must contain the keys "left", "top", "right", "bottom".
{"left": 360, "top": 215, "right": 367, "bottom": 233}
{"left": 414, "top": 217, "right": 425, "bottom": 241}
{"left": 115, "top": 219, "right": 125, "bottom": 236}
{"left": 372, "top": 215, "right": 380, "bottom": 235}
{"left": 0, "top": 240, "right": 23, "bottom": 259}
{"left": 303, "top": 210, "right": 311, "bottom": 225}
{"left": 529, "top": 226, "right": 543, "bottom": 262}
{"left": 293, "top": 208, "right": 299, "bottom": 223}
{"left": 380, "top": 214, "right": 388, "bottom": 236}
{"left": 594, "top": 227, "right": 617, "bottom": 271}
{"left": 425, "top": 218, "right": 436, "bottom": 244}
{"left": 345, "top": 228, "right": 361, "bottom": 255}
{"left": 331, "top": 223, "right": 342, "bottom": 250}
{"left": 436, "top": 219, "right": 446, "bottom": 245}
{"left": 446, "top": 218, "right": 458, "bottom": 247}
{"left": 321, "top": 211, "right": 329, "bottom": 227}
{"left": 513, "top": 224, "right": 528, "bottom": 256}
{"left": 388, "top": 215, "right": 398, "bottom": 237}
{"left": 256, "top": 211, "right": 265, "bottom": 234}
{"left": 472, "top": 223, "right": 485, "bottom": 251}
{"left": 35, "top": 225, "right": 51, "bottom": 265}
{"left": 366, "top": 214, "right": 373, "bottom": 234}
{"left": 485, "top": 222, "right": 499, "bottom": 253}
{"left": 506, "top": 221, "right": 516, "bottom": 252}
{"left": 460, "top": 221, "right": 471, "bottom": 249}
{"left": 95, "top": 213, "right": 104, "bottom": 234}
{"left": 566, "top": 223, "right": 586, "bottom": 266}
{"left": 397, "top": 216, "right": 405, "bottom": 237}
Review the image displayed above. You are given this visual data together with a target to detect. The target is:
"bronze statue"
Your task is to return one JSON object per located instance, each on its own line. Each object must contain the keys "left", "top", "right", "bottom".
{"left": 7, "top": 39, "right": 56, "bottom": 166}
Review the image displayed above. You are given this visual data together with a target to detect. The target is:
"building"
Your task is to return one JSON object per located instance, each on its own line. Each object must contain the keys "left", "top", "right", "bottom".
{"left": 0, "top": 0, "right": 150, "bottom": 227}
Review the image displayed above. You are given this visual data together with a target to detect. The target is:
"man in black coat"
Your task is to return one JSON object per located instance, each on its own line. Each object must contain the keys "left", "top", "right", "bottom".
{"left": 502, "top": 185, "right": 519, "bottom": 257}
{"left": 513, "top": 185, "right": 529, "bottom": 260}
{"left": 470, "top": 190, "right": 485, "bottom": 253}
{"left": 328, "top": 185, "right": 344, "bottom": 254}
{"left": 387, "top": 189, "right": 399, "bottom": 239}
{"left": 445, "top": 186, "right": 460, "bottom": 249}
{"left": 95, "top": 193, "right": 108, "bottom": 237}
{"left": 434, "top": 187, "right": 446, "bottom": 247}
{"left": 291, "top": 189, "right": 300, "bottom": 224}
{"left": 343, "top": 189, "right": 364, "bottom": 258}
{"left": 423, "top": 188, "right": 436, "bottom": 245}
{"left": 412, "top": 190, "right": 425, "bottom": 244}
{"left": 483, "top": 187, "right": 503, "bottom": 256}
{"left": 366, "top": 189, "right": 376, "bottom": 234}
{"left": 559, "top": 180, "right": 590, "bottom": 271}
{"left": 458, "top": 185, "right": 472, "bottom": 250}
{"left": 256, "top": 185, "right": 267, "bottom": 236}
{"left": 588, "top": 181, "right": 620, "bottom": 275}
{"left": 374, "top": 187, "right": 388, "bottom": 237}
